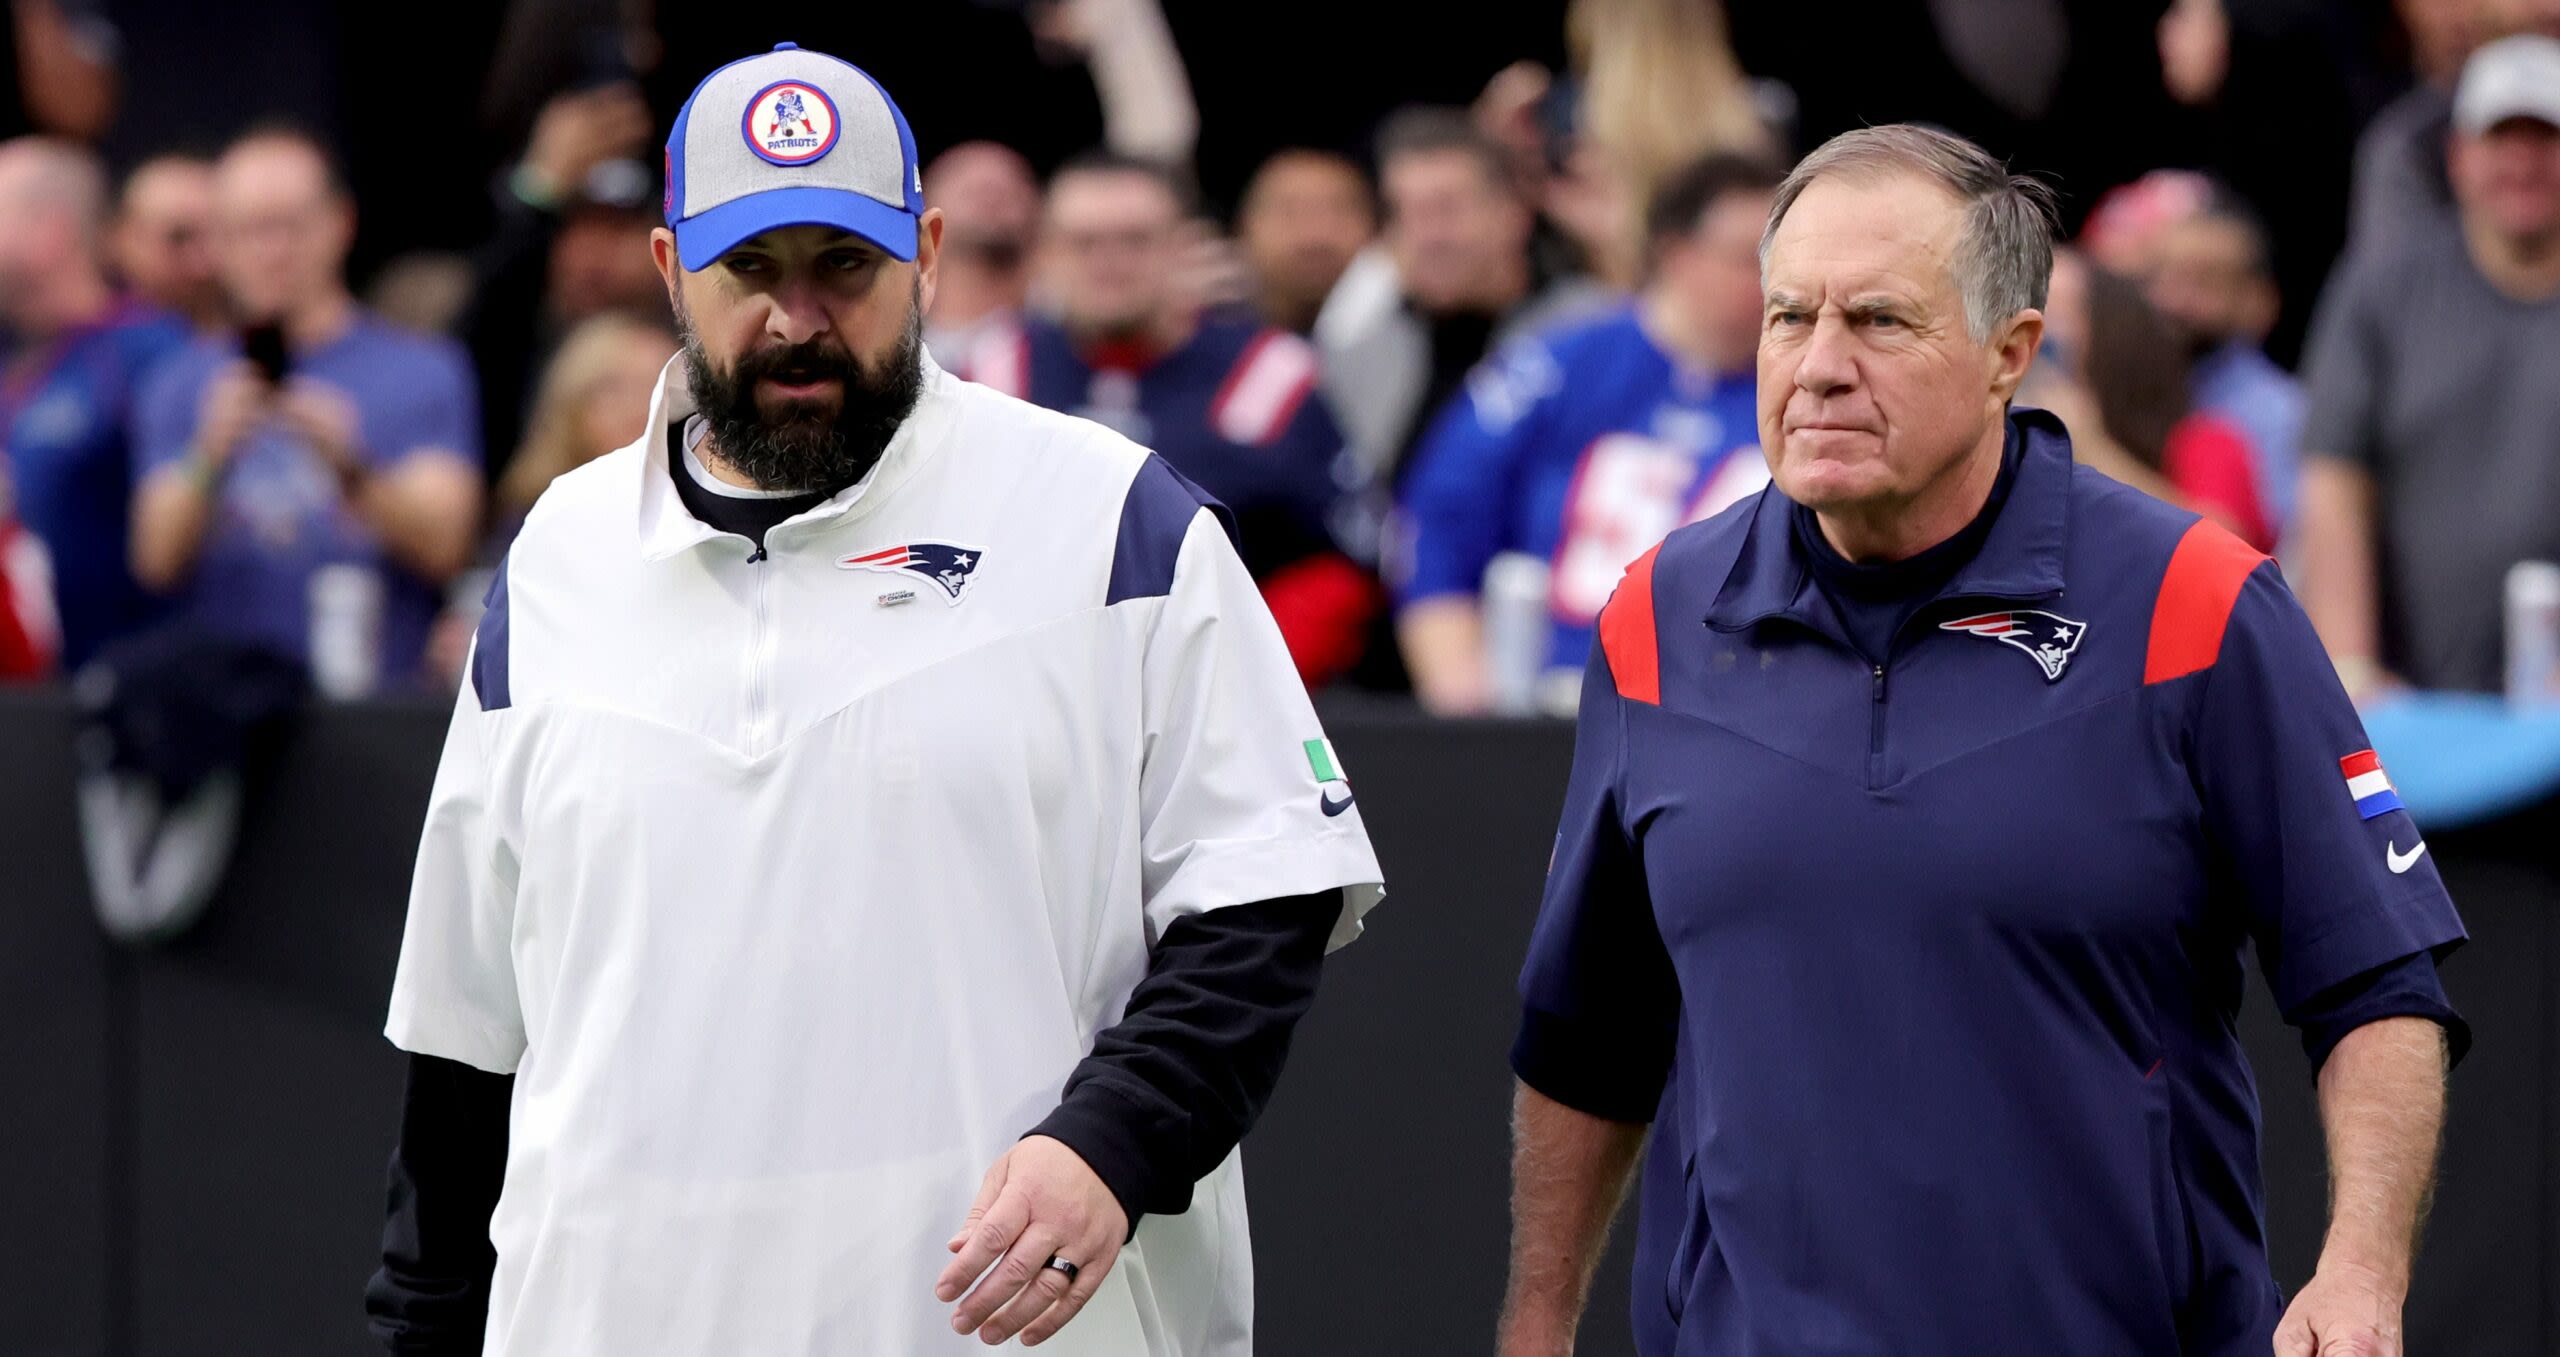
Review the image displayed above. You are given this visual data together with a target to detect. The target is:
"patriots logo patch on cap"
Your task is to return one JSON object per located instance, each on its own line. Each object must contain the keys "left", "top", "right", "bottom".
{"left": 839, "top": 542, "right": 985, "bottom": 602}
{"left": 743, "top": 79, "right": 839, "bottom": 166}
{"left": 1940, "top": 609, "right": 2088, "bottom": 682}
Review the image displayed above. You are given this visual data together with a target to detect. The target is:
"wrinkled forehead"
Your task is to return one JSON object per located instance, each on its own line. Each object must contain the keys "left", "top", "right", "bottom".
{"left": 1762, "top": 173, "right": 1969, "bottom": 301}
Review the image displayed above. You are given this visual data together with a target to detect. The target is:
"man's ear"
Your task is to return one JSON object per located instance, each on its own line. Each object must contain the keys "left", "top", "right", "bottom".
{"left": 1989, "top": 307, "right": 2045, "bottom": 403}
{"left": 914, "top": 208, "right": 946, "bottom": 317}
{"left": 651, "top": 227, "right": 683, "bottom": 307}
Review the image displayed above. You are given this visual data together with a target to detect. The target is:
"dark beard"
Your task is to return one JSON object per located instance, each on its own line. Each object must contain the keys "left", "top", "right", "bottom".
{"left": 677, "top": 284, "right": 925, "bottom": 495}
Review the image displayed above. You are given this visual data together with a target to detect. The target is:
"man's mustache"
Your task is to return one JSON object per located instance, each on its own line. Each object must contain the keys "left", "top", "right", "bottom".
{"left": 732, "top": 340, "right": 864, "bottom": 394}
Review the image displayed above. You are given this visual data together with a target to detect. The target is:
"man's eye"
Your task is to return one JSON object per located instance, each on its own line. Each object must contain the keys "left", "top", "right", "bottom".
{"left": 724, "top": 256, "right": 770, "bottom": 276}
{"left": 1867, "top": 313, "right": 1900, "bottom": 328}
{"left": 827, "top": 253, "right": 876, "bottom": 273}
{"left": 1770, "top": 311, "right": 1805, "bottom": 327}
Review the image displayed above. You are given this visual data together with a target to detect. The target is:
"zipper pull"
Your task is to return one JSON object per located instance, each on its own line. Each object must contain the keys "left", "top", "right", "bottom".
{"left": 746, "top": 545, "right": 767, "bottom": 564}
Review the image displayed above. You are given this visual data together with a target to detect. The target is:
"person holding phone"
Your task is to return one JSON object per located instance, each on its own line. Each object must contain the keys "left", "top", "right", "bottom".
{"left": 0, "top": 136, "right": 190, "bottom": 672}
{"left": 129, "top": 124, "right": 483, "bottom": 693}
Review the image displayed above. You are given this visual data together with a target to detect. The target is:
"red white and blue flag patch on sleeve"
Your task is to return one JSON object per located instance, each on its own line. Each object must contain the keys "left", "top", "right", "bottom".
{"left": 2341, "top": 749, "right": 2403, "bottom": 820}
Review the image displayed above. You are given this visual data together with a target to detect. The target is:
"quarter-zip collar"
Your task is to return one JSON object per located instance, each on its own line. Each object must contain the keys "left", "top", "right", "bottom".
{"left": 635, "top": 349, "right": 958, "bottom": 562}
{"left": 1704, "top": 407, "right": 2075, "bottom": 636}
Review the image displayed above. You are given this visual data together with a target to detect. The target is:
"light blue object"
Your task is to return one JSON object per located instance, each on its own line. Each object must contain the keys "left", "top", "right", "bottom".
{"left": 2360, "top": 692, "right": 2560, "bottom": 829}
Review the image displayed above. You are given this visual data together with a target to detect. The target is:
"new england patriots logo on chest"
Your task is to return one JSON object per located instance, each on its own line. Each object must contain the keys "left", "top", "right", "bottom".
{"left": 838, "top": 542, "right": 987, "bottom": 604}
{"left": 1939, "top": 609, "right": 2088, "bottom": 682}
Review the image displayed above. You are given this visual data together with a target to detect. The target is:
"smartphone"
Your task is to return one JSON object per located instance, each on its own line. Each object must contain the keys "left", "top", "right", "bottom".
{"left": 240, "top": 321, "right": 291, "bottom": 385}
{"left": 573, "top": 27, "right": 636, "bottom": 91}
{"left": 1536, "top": 75, "right": 1583, "bottom": 174}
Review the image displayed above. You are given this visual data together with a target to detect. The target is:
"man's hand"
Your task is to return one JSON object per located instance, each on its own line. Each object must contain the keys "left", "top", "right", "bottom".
{"left": 935, "top": 1135, "right": 1129, "bottom": 1347}
{"left": 519, "top": 83, "right": 652, "bottom": 205}
{"left": 193, "top": 362, "right": 271, "bottom": 468}
{"left": 276, "top": 378, "right": 365, "bottom": 489}
{"left": 2272, "top": 1259, "right": 2406, "bottom": 1356}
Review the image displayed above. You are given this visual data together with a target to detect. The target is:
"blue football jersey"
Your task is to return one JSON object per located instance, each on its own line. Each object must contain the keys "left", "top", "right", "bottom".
{"left": 0, "top": 302, "right": 189, "bottom": 668}
{"left": 959, "top": 312, "right": 1349, "bottom": 582}
{"left": 1395, "top": 304, "right": 1766, "bottom": 675}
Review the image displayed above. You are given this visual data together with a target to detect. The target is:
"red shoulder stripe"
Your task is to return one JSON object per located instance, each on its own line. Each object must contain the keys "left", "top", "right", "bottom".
{"left": 2143, "top": 519, "right": 2267, "bottom": 684}
{"left": 1599, "top": 544, "right": 1662, "bottom": 705}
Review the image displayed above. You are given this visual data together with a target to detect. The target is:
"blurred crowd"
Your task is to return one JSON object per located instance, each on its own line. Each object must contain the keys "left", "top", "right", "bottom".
{"left": 0, "top": 0, "right": 2556, "bottom": 715}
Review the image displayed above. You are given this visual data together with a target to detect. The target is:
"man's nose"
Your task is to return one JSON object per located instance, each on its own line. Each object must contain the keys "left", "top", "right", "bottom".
{"left": 764, "top": 282, "right": 834, "bottom": 346}
{"left": 1794, "top": 315, "right": 1859, "bottom": 394}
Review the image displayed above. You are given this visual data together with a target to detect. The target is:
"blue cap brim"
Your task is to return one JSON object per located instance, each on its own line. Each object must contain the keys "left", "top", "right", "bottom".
{"left": 673, "top": 186, "right": 920, "bottom": 270}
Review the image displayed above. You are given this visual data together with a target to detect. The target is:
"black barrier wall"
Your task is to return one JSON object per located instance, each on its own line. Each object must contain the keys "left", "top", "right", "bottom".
{"left": 4, "top": 692, "right": 2556, "bottom": 1355}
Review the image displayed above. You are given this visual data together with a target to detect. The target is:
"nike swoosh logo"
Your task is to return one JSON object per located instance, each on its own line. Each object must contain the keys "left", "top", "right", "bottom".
{"left": 2387, "top": 840, "right": 2428, "bottom": 874}
{"left": 1320, "top": 788, "right": 1356, "bottom": 818}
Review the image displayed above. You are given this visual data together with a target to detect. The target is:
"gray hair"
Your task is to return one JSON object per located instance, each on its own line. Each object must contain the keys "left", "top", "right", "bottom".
{"left": 1760, "top": 125, "right": 2058, "bottom": 342}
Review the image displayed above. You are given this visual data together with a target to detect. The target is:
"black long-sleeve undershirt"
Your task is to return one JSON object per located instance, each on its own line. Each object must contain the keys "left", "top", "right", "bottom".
{"left": 363, "top": 1053, "right": 511, "bottom": 1353}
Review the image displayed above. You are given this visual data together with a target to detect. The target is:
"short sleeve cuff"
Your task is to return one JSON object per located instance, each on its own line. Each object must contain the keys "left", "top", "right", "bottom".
{"left": 1510, "top": 1004, "right": 1670, "bottom": 1124}
{"left": 2294, "top": 946, "right": 2472, "bottom": 1073}
{"left": 384, "top": 1006, "right": 525, "bottom": 1077}
{"left": 2272, "top": 898, "right": 2468, "bottom": 1017}
{"left": 1148, "top": 834, "right": 1384, "bottom": 952}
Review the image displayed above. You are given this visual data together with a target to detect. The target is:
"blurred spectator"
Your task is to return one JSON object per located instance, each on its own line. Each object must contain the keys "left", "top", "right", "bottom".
{"left": 366, "top": 251, "right": 478, "bottom": 336}
{"left": 110, "top": 150, "right": 223, "bottom": 331}
{"left": 1562, "top": 0, "right": 1775, "bottom": 283}
{"left": 1238, "top": 149, "right": 1374, "bottom": 336}
{"left": 1470, "top": 0, "right": 1777, "bottom": 291}
{"left": 2295, "top": 33, "right": 2560, "bottom": 695}
{"left": 0, "top": 137, "right": 189, "bottom": 671}
{"left": 457, "top": 79, "right": 659, "bottom": 487}
{"left": 1317, "top": 108, "right": 1607, "bottom": 502}
{"left": 0, "top": 0, "right": 116, "bottom": 143}
{"left": 2087, "top": 170, "right": 2307, "bottom": 536}
{"left": 480, "top": 0, "right": 662, "bottom": 160}
{"left": 491, "top": 309, "right": 672, "bottom": 544}
{"left": 922, "top": 141, "right": 1040, "bottom": 368}
{"left": 1029, "top": 0, "right": 1200, "bottom": 167}
{"left": 2351, "top": 0, "right": 2560, "bottom": 259}
{"left": 966, "top": 151, "right": 1374, "bottom": 685}
{"left": 130, "top": 126, "right": 483, "bottom": 694}
{"left": 2035, "top": 249, "right": 2275, "bottom": 551}
{"left": 1395, "top": 153, "right": 1776, "bottom": 716}
{"left": 427, "top": 308, "right": 672, "bottom": 688}
{"left": 0, "top": 469, "right": 55, "bottom": 677}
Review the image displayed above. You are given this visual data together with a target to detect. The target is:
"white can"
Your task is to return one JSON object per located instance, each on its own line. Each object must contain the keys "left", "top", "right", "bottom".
{"left": 308, "top": 562, "right": 383, "bottom": 700}
{"left": 2505, "top": 559, "right": 2560, "bottom": 709}
{"left": 1481, "top": 551, "right": 1553, "bottom": 717}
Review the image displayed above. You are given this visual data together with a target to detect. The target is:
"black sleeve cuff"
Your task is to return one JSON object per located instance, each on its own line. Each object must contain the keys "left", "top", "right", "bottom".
{"left": 1028, "top": 1079, "right": 1175, "bottom": 1238}
{"left": 1510, "top": 1003, "right": 1671, "bottom": 1124}
{"left": 366, "top": 1054, "right": 512, "bottom": 1352}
